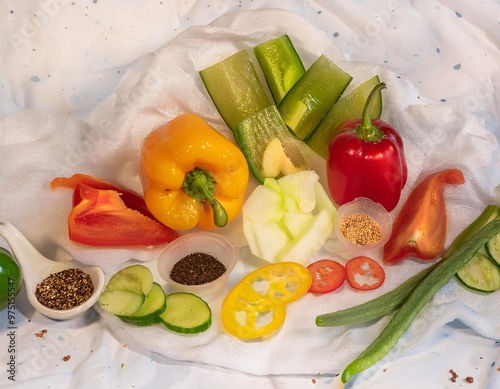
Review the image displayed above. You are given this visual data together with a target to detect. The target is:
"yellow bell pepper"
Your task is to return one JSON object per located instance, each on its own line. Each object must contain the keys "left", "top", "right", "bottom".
{"left": 221, "top": 262, "right": 312, "bottom": 340}
{"left": 140, "top": 113, "right": 249, "bottom": 230}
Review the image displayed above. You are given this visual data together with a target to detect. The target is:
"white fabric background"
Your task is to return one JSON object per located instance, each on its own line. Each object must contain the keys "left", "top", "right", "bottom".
{"left": 0, "top": 1, "right": 499, "bottom": 388}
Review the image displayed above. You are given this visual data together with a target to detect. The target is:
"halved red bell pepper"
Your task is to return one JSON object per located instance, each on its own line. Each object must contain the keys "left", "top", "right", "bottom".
{"left": 51, "top": 173, "right": 156, "bottom": 220}
{"left": 382, "top": 169, "right": 465, "bottom": 264}
{"left": 51, "top": 175, "right": 179, "bottom": 247}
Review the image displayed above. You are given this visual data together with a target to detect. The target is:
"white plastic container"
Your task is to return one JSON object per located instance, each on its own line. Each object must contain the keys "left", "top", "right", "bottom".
{"left": 157, "top": 231, "right": 238, "bottom": 300}
{"left": 334, "top": 197, "right": 393, "bottom": 255}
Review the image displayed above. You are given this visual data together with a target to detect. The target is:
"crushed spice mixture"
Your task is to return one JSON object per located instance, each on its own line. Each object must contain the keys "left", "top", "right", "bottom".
{"left": 35, "top": 329, "right": 47, "bottom": 338}
{"left": 35, "top": 268, "right": 94, "bottom": 310}
{"left": 449, "top": 369, "right": 474, "bottom": 384}
{"left": 449, "top": 369, "right": 458, "bottom": 382}
{"left": 169, "top": 252, "right": 226, "bottom": 285}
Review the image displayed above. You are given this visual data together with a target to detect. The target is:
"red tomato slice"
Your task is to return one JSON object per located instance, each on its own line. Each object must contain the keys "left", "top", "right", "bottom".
{"left": 345, "top": 256, "right": 385, "bottom": 290}
{"left": 307, "top": 259, "right": 346, "bottom": 294}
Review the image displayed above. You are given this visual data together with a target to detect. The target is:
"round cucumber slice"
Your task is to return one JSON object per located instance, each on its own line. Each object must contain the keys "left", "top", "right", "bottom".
{"left": 456, "top": 252, "right": 500, "bottom": 293}
{"left": 99, "top": 290, "right": 145, "bottom": 316}
{"left": 160, "top": 292, "right": 212, "bottom": 334}
{"left": 485, "top": 232, "right": 500, "bottom": 268}
{"left": 105, "top": 264, "right": 153, "bottom": 296}
{"left": 118, "top": 283, "right": 167, "bottom": 326}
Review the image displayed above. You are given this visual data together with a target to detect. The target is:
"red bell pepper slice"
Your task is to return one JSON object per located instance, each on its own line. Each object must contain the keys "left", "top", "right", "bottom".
{"left": 382, "top": 169, "right": 465, "bottom": 264}
{"left": 307, "top": 259, "right": 346, "bottom": 294}
{"left": 51, "top": 173, "right": 156, "bottom": 221}
{"left": 345, "top": 256, "right": 385, "bottom": 290}
{"left": 66, "top": 184, "right": 179, "bottom": 247}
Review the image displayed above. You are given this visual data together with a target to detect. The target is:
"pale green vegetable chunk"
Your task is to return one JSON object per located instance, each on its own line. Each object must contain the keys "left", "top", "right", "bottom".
{"left": 243, "top": 170, "right": 336, "bottom": 264}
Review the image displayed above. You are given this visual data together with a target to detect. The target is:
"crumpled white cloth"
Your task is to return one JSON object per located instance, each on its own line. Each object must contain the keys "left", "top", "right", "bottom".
{"left": 0, "top": 7, "right": 499, "bottom": 376}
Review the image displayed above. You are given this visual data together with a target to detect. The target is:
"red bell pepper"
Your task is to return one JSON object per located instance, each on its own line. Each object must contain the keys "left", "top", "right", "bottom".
{"left": 51, "top": 173, "right": 156, "bottom": 220}
{"left": 51, "top": 174, "right": 179, "bottom": 247}
{"left": 326, "top": 83, "right": 407, "bottom": 212}
{"left": 382, "top": 169, "right": 465, "bottom": 264}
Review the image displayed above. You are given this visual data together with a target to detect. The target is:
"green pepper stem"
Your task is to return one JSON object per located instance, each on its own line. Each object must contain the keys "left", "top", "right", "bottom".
{"left": 184, "top": 168, "right": 228, "bottom": 227}
{"left": 355, "top": 82, "right": 387, "bottom": 142}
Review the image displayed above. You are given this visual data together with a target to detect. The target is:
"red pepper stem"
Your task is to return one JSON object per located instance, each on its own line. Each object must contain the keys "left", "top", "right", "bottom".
{"left": 184, "top": 168, "right": 228, "bottom": 227}
{"left": 355, "top": 82, "right": 387, "bottom": 142}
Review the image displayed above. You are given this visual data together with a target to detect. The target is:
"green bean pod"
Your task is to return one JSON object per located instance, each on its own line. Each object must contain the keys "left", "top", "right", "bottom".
{"left": 317, "top": 205, "right": 500, "bottom": 328}
{"left": 341, "top": 217, "right": 500, "bottom": 383}
{"left": 316, "top": 263, "right": 436, "bottom": 327}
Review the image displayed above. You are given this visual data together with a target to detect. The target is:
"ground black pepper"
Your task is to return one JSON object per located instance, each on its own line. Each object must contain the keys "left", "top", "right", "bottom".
{"left": 35, "top": 268, "right": 94, "bottom": 310}
{"left": 169, "top": 252, "right": 226, "bottom": 285}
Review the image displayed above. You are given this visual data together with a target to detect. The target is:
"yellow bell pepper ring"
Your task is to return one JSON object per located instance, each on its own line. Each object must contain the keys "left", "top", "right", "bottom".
{"left": 140, "top": 113, "right": 250, "bottom": 230}
{"left": 221, "top": 262, "right": 312, "bottom": 339}
{"left": 221, "top": 283, "right": 287, "bottom": 340}
{"left": 236, "top": 261, "right": 312, "bottom": 304}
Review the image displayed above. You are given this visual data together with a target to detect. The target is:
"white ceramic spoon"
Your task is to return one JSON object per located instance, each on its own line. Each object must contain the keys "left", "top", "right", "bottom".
{"left": 0, "top": 220, "right": 105, "bottom": 320}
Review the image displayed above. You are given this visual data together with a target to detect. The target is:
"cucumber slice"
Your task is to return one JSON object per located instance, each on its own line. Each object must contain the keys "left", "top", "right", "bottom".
{"left": 99, "top": 290, "right": 145, "bottom": 316}
{"left": 118, "top": 283, "right": 167, "bottom": 326}
{"left": 278, "top": 55, "right": 352, "bottom": 140}
{"left": 456, "top": 252, "right": 500, "bottom": 293}
{"left": 200, "top": 49, "right": 273, "bottom": 133}
{"left": 234, "top": 105, "right": 306, "bottom": 183}
{"left": 105, "top": 264, "right": 153, "bottom": 296}
{"left": 485, "top": 232, "right": 500, "bottom": 267}
{"left": 254, "top": 35, "right": 306, "bottom": 104}
{"left": 306, "top": 75, "right": 383, "bottom": 158}
{"left": 159, "top": 292, "right": 212, "bottom": 334}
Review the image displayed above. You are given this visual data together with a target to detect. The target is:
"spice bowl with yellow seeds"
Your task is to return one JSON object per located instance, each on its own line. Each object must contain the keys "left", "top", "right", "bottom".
{"left": 157, "top": 231, "right": 239, "bottom": 300}
{"left": 334, "top": 197, "right": 393, "bottom": 254}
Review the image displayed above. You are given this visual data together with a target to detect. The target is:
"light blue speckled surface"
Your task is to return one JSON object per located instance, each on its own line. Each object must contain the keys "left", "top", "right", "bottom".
{"left": 0, "top": 1, "right": 499, "bottom": 388}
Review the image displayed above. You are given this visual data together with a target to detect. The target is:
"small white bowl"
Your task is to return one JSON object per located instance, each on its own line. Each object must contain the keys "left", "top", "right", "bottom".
{"left": 334, "top": 197, "right": 392, "bottom": 254}
{"left": 157, "top": 231, "right": 238, "bottom": 300}
{"left": 0, "top": 220, "right": 105, "bottom": 320}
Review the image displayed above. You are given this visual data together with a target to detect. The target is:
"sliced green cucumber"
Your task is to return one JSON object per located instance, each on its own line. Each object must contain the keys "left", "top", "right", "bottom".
{"left": 234, "top": 105, "right": 306, "bottom": 183}
{"left": 278, "top": 55, "right": 352, "bottom": 140}
{"left": 99, "top": 290, "right": 145, "bottom": 316}
{"left": 200, "top": 49, "right": 273, "bottom": 133}
{"left": 159, "top": 292, "right": 212, "bottom": 334}
{"left": 118, "top": 283, "right": 167, "bottom": 326}
{"left": 105, "top": 264, "right": 153, "bottom": 296}
{"left": 306, "top": 75, "right": 382, "bottom": 158}
{"left": 254, "top": 35, "right": 306, "bottom": 104}
{"left": 485, "top": 232, "right": 500, "bottom": 267}
{"left": 456, "top": 252, "right": 500, "bottom": 293}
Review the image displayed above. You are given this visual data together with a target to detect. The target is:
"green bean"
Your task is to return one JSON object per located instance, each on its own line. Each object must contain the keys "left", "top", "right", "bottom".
{"left": 316, "top": 263, "right": 437, "bottom": 327}
{"left": 341, "top": 217, "right": 500, "bottom": 383}
{"left": 316, "top": 205, "right": 500, "bottom": 328}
